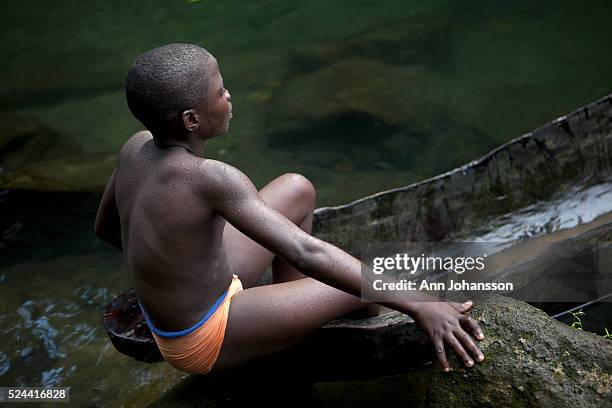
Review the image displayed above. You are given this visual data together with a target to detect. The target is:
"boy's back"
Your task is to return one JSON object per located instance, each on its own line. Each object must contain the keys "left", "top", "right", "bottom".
{"left": 115, "top": 130, "right": 234, "bottom": 332}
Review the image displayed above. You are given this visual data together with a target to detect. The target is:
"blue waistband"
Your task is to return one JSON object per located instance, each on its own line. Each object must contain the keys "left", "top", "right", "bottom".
{"left": 138, "top": 289, "right": 229, "bottom": 338}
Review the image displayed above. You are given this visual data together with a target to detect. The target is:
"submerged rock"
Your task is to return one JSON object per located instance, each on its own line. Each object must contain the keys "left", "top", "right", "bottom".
{"left": 267, "top": 58, "right": 446, "bottom": 136}
{"left": 0, "top": 111, "right": 81, "bottom": 172}
{"left": 0, "top": 111, "right": 123, "bottom": 192}
{"left": 425, "top": 294, "right": 612, "bottom": 408}
{"left": 0, "top": 154, "right": 116, "bottom": 192}
{"left": 266, "top": 57, "right": 495, "bottom": 175}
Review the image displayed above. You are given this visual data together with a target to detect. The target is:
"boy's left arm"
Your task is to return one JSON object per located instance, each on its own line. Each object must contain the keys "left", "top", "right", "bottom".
{"left": 94, "top": 167, "right": 122, "bottom": 250}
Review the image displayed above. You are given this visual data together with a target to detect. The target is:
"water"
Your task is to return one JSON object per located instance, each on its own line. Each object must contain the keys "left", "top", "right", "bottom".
{"left": 468, "top": 181, "right": 612, "bottom": 251}
{"left": 2, "top": 0, "right": 612, "bottom": 204}
{"left": 1, "top": 0, "right": 612, "bottom": 405}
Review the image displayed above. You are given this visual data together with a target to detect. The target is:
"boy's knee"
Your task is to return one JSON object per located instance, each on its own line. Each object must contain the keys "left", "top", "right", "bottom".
{"left": 282, "top": 173, "right": 316, "bottom": 204}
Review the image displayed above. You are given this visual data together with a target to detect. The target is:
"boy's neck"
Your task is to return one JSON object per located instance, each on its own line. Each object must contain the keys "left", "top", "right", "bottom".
{"left": 155, "top": 133, "right": 205, "bottom": 158}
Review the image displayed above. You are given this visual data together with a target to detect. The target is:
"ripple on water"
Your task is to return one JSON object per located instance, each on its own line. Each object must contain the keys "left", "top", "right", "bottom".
{"left": 73, "top": 284, "right": 111, "bottom": 307}
{"left": 0, "top": 351, "right": 10, "bottom": 376}
{"left": 16, "top": 300, "right": 66, "bottom": 359}
{"left": 0, "top": 274, "right": 126, "bottom": 390}
{"left": 41, "top": 365, "right": 76, "bottom": 387}
{"left": 64, "top": 323, "right": 98, "bottom": 347}
{"left": 470, "top": 180, "right": 612, "bottom": 249}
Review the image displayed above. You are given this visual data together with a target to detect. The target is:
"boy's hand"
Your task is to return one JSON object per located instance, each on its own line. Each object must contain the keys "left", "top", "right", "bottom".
{"left": 411, "top": 300, "right": 485, "bottom": 372}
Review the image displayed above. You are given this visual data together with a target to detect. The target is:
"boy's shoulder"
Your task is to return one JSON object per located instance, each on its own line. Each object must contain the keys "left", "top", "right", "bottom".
{"left": 197, "top": 157, "right": 248, "bottom": 184}
{"left": 119, "top": 130, "right": 153, "bottom": 159}
{"left": 114, "top": 130, "right": 254, "bottom": 197}
{"left": 197, "top": 158, "right": 256, "bottom": 199}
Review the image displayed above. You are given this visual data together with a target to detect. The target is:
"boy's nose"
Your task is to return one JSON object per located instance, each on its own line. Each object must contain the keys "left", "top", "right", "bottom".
{"left": 225, "top": 90, "right": 231, "bottom": 101}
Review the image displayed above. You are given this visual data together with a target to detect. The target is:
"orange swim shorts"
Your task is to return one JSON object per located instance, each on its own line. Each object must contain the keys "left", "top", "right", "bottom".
{"left": 138, "top": 274, "right": 244, "bottom": 374}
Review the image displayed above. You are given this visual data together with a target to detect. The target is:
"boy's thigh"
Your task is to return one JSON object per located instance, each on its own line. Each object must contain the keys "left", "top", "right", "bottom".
{"left": 222, "top": 223, "right": 273, "bottom": 288}
{"left": 222, "top": 174, "right": 311, "bottom": 288}
{"left": 212, "top": 277, "right": 366, "bottom": 372}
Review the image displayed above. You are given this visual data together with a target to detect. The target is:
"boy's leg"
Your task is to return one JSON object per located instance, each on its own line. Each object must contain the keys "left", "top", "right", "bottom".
{"left": 212, "top": 276, "right": 376, "bottom": 373}
{"left": 222, "top": 172, "right": 379, "bottom": 327}
{"left": 271, "top": 189, "right": 314, "bottom": 284}
{"left": 223, "top": 173, "right": 314, "bottom": 288}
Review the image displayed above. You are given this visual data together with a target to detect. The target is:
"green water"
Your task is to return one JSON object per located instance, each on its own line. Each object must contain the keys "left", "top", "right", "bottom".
{"left": 2, "top": 0, "right": 612, "bottom": 204}
{"left": 1, "top": 0, "right": 612, "bottom": 406}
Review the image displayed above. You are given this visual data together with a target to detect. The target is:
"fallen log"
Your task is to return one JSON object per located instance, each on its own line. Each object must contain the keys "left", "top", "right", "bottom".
{"left": 425, "top": 294, "right": 612, "bottom": 408}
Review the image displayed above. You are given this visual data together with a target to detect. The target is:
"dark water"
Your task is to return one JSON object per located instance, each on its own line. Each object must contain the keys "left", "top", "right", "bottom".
{"left": 1, "top": 0, "right": 612, "bottom": 406}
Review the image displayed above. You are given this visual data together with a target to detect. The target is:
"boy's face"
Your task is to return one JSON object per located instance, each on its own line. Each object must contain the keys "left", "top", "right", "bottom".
{"left": 199, "top": 60, "right": 232, "bottom": 138}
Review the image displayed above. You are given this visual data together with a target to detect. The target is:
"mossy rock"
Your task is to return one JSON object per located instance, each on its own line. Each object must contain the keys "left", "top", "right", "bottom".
{"left": 425, "top": 294, "right": 612, "bottom": 407}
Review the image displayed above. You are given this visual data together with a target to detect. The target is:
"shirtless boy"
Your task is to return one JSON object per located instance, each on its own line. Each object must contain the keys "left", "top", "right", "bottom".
{"left": 94, "top": 43, "right": 484, "bottom": 375}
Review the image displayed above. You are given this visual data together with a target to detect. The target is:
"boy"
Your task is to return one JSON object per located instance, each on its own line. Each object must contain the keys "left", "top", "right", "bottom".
{"left": 94, "top": 43, "right": 484, "bottom": 375}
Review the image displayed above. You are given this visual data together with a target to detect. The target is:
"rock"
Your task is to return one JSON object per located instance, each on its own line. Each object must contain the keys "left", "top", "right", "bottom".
{"left": 267, "top": 58, "right": 446, "bottom": 136}
{"left": 0, "top": 154, "right": 116, "bottom": 192}
{"left": 425, "top": 294, "right": 612, "bottom": 408}
{"left": 266, "top": 58, "right": 495, "bottom": 175}
{"left": 0, "top": 112, "right": 120, "bottom": 192}
{"left": 0, "top": 111, "right": 81, "bottom": 172}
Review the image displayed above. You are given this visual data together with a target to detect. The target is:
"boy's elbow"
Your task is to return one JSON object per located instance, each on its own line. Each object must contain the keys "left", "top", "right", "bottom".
{"left": 293, "top": 236, "right": 328, "bottom": 275}
{"left": 94, "top": 212, "right": 116, "bottom": 239}
{"left": 94, "top": 222, "right": 104, "bottom": 237}
{"left": 94, "top": 212, "right": 104, "bottom": 235}
{"left": 94, "top": 222, "right": 116, "bottom": 244}
{"left": 94, "top": 226, "right": 109, "bottom": 242}
{"left": 94, "top": 218, "right": 106, "bottom": 238}
{"left": 95, "top": 229, "right": 123, "bottom": 250}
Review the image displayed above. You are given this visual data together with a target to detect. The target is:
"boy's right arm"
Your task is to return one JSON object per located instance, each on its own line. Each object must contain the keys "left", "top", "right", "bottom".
{"left": 200, "top": 160, "right": 484, "bottom": 371}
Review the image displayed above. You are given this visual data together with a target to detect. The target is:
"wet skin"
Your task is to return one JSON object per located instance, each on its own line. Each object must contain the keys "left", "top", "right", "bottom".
{"left": 95, "top": 58, "right": 484, "bottom": 373}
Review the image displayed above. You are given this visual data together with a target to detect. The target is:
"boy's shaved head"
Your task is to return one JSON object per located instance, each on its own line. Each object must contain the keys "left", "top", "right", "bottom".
{"left": 125, "top": 43, "right": 217, "bottom": 136}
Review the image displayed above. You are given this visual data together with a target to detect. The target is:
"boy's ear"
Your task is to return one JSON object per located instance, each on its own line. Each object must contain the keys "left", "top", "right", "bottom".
{"left": 181, "top": 109, "right": 201, "bottom": 132}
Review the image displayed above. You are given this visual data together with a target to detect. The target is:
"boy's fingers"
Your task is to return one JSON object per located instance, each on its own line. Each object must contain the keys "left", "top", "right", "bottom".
{"left": 433, "top": 339, "right": 450, "bottom": 372}
{"left": 454, "top": 327, "right": 484, "bottom": 362}
{"left": 445, "top": 334, "right": 474, "bottom": 368}
{"left": 460, "top": 314, "right": 485, "bottom": 340}
{"left": 452, "top": 300, "right": 473, "bottom": 314}
{"left": 462, "top": 300, "right": 474, "bottom": 313}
